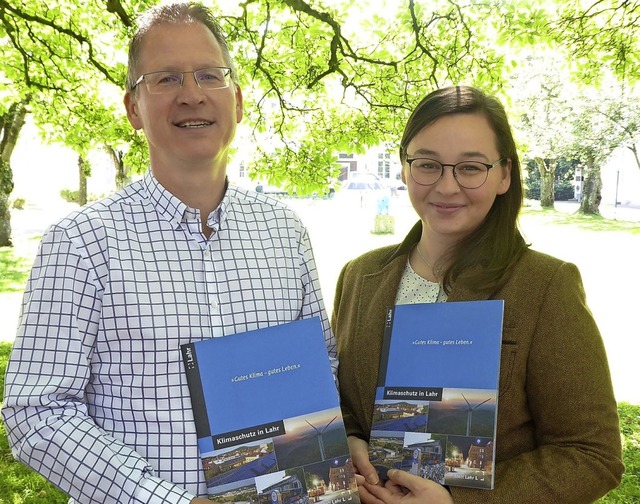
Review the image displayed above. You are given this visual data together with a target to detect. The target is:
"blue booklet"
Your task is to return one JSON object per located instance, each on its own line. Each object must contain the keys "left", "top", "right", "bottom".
{"left": 370, "top": 300, "right": 504, "bottom": 490}
{"left": 181, "top": 317, "right": 359, "bottom": 503}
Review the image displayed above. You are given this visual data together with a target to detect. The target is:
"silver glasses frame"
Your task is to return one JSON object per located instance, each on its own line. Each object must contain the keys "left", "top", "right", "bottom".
{"left": 131, "top": 67, "right": 232, "bottom": 94}
{"left": 406, "top": 157, "right": 505, "bottom": 189}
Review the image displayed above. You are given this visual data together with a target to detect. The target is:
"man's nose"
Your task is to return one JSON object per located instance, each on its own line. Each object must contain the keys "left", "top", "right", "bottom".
{"left": 178, "top": 72, "right": 205, "bottom": 102}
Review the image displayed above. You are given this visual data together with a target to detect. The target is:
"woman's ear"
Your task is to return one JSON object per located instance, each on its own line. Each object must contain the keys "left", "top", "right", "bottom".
{"left": 497, "top": 158, "right": 512, "bottom": 195}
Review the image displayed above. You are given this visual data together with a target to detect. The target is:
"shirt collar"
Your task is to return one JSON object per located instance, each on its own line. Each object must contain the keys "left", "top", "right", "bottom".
{"left": 143, "top": 170, "right": 187, "bottom": 229}
{"left": 143, "top": 170, "right": 230, "bottom": 232}
{"left": 207, "top": 178, "right": 230, "bottom": 233}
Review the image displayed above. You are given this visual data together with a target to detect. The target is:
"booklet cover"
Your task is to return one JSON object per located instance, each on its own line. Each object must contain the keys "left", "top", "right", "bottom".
{"left": 370, "top": 300, "right": 504, "bottom": 490}
{"left": 181, "top": 317, "right": 359, "bottom": 503}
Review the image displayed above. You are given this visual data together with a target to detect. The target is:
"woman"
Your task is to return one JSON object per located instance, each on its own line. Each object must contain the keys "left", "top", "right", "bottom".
{"left": 332, "top": 86, "right": 623, "bottom": 504}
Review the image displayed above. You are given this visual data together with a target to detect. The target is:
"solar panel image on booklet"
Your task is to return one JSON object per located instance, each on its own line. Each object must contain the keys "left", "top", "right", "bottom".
{"left": 181, "top": 317, "right": 360, "bottom": 504}
{"left": 370, "top": 300, "right": 504, "bottom": 490}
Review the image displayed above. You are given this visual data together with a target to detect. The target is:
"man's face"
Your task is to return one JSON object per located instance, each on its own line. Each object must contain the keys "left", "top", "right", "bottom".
{"left": 124, "top": 21, "right": 243, "bottom": 174}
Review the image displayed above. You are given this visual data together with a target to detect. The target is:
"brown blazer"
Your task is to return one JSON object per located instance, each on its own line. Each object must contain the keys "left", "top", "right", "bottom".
{"left": 332, "top": 222, "right": 623, "bottom": 504}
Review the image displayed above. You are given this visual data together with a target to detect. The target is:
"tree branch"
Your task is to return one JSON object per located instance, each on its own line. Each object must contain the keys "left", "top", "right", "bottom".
{"left": 0, "top": 0, "right": 121, "bottom": 86}
{"left": 105, "top": 0, "right": 132, "bottom": 27}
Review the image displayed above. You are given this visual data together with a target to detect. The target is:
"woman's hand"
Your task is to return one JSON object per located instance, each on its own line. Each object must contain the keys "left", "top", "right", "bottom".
{"left": 347, "top": 436, "right": 384, "bottom": 504}
{"left": 348, "top": 436, "right": 379, "bottom": 485}
{"left": 362, "top": 469, "right": 454, "bottom": 504}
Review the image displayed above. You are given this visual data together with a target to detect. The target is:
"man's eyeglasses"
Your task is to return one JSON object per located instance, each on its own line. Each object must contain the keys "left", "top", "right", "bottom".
{"left": 406, "top": 157, "right": 505, "bottom": 189}
{"left": 132, "top": 67, "right": 232, "bottom": 94}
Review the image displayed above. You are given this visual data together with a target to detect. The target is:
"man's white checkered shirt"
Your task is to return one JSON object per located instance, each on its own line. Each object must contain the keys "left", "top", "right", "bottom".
{"left": 2, "top": 171, "right": 336, "bottom": 504}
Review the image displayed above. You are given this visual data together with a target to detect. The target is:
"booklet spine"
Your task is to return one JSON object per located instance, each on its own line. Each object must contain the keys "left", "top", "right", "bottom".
{"left": 181, "top": 342, "right": 212, "bottom": 439}
{"left": 376, "top": 306, "right": 395, "bottom": 387}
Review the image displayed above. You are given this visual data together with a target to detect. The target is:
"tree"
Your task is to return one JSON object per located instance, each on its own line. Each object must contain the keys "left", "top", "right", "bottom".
{"left": 596, "top": 91, "right": 640, "bottom": 173}
{"left": 551, "top": 0, "right": 640, "bottom": 86}
{"left": 511, "top": 53, "right": 576, "bottom": 209}
{"left": 502, "top": 0, "right": 640, "bottom": 208}
{"left": 523, "top": 158, "right": 577, "bottom": 201}
{"left": 0, "top": 0, "right": 512, "bottom": 244}
{"left": 567, "top": 83, "right": 636, "bottom": 214}
{"left": 77, "top": 155, "right": 90, "bottom": 206}
{"left": 2, "top": 0, "right": 640, "bottom": 248}
{"left": 0, "top": 0, "right": 132, "bottom": 245}
{"left": 0, "top": 98, "right": 30, "bottom": 246}
{"left": 547, "top": 1, "right": 640, "bottom": 212}
{"left": 222, "top": 0, "right": 510, "bottom": 192}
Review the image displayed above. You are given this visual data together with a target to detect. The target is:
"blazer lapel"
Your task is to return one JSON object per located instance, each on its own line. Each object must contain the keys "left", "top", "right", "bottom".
{"left": 351, "top": 256, "right": 407, "bottom": 421}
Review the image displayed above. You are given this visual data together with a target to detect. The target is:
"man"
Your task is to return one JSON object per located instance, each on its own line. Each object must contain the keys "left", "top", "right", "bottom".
{"left": 2, "top": 3, "right": 335, "bottom": 503}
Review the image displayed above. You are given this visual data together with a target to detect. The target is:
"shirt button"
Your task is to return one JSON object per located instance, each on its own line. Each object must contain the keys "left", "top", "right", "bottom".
{"left": 204, "top": 249, "right": 211, "bottom": 258}
{"left": 211, "top": 299, "right": 218, "bottom": 310}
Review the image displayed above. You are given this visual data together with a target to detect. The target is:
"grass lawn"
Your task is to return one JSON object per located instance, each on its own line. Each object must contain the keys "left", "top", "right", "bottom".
{"left": 0, "top": 247, "right": 32, "bottom": 293}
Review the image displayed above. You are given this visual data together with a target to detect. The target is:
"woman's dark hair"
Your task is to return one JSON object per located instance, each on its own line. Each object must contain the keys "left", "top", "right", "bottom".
{"left": 126, "top": 2, "right": 237, "bottom": 92}
{"left": 400, "top": 86, "right": 528, "bottom": 294}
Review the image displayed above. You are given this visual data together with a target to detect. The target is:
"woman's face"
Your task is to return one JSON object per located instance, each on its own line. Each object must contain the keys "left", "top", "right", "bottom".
{"left": 402, "top": 113, "right": 511, "bottom": 245}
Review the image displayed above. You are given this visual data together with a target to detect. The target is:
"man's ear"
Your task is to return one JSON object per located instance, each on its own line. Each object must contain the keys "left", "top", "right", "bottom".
{"left": 234, "top": 84, "right": 244, "bottom": 124}
{"left": 124, "top": 91, "right": 143, "bottom": 130}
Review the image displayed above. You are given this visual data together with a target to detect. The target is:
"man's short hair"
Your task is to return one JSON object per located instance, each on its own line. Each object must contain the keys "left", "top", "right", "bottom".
{"left": 125, "top": 1, "right": 237, "bottom": 92}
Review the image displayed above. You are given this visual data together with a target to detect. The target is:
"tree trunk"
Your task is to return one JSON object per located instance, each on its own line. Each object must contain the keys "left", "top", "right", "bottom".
{"left": 579, "top": 156, "right": 602, "bottom": 215}
{"left": 78, "top": 155, "right": 90, "bottom": 206}
{"left": 535, "top": 156, "right": 556, "bottom": 209}
{"left": 627, "top": 144, "right": 640, "bottom": 171}
{"left": 0, "top": 159, "right": 14, "bottom": 247}
{"left": 0, "top": 98, "right": 31, "bottom": 247}
{"left": 106, "top": 146, "right": 130, "bottom": 190}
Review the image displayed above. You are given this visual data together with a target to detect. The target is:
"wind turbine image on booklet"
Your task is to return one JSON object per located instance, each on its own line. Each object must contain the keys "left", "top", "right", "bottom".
{"left": 462, "top": 393, "right": 492, "bottom": 437}
{"left": 304, "top": 416, "right": 338, "bottom": 460}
